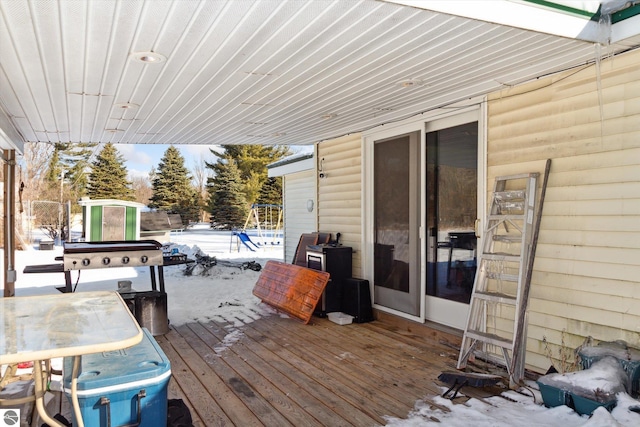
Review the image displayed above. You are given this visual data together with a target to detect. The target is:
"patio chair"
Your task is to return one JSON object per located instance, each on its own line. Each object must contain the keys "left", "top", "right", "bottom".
{"left": 292, "top": 232, "right": 331, "bottom": 266}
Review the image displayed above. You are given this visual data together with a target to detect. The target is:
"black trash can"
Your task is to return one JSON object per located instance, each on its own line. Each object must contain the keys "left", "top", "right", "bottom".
{"left": 341, "top": 278, "right": 374, "bottom": 323}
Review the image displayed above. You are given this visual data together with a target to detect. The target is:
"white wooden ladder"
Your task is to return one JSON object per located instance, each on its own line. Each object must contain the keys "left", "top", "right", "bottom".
{"left": 456, "top": 171, "right": 541, "bottom": 387}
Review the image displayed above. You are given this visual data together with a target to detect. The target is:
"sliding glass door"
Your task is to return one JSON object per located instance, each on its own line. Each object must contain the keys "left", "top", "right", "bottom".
{"left": 373, "top": 132, "right": 420, "bottom": 316}
{"left": 368, "top": 109, "right": 483, "bottom": 327}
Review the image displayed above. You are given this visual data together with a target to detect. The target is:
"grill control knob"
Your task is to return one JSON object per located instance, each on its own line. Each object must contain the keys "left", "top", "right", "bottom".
{"left": 102, "top": 257, "right": 111, "bottom": 266}
{"left": 122, "top": 256, "right": 130, "bottom": 264}
{"left": 141, "top": 255, "right": 149, "bottom": 264}
{"left": 82, "top": 258, "right": 91, "bottom": 267}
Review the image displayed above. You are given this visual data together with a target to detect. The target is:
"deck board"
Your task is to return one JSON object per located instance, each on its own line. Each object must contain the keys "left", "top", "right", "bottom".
{"left": 158, "top": 313, "right": 482, "bottom": 427}
{"left": 157, "top": 330, "right": 257, "bottom": 426}
{"left": 189, "top": 322, "right": 328, "bottom": 427}
{"left": 241, "top": 321, "right": 383, "bottom": 426}
{"left": 248, "top": 315, "right": 429, "bottom": 411}
{"left": 247, "top": 320, "right": 408, "bottom": 418}
{"left": 177, "top": 322, "right": 298, "bottom": 427}
{"left": 284, "top": 317, "right": 447, "bottom": 394}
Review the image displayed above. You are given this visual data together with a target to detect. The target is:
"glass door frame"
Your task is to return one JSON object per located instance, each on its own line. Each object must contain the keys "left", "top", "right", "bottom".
{"left": 364, "top": 120, "right": 425, "bottom": 322}
{"left": 363, "top": 102, "right": 486, "bottom": 325}
{"left": 371, "top": 131, "right": 422, "bottom": 316}
{"left": 424, "top": 108, "right": 486, "bottom": 329}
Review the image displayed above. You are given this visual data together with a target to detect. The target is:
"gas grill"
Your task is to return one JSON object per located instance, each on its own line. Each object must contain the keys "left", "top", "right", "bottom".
{"left": 62, "top": 240, "right": 164, "bottom": 271}
{"left": 24, "top": 240, "right": 190, "bottom": 294}
{"left": 23, "top": 240, "right": 193, "bottom": 335}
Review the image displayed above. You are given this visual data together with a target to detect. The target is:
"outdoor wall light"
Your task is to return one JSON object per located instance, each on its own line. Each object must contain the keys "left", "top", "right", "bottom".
{"left": 306, "top": 199, "right": 314, "bottom": 212}
{"left": 318, "top": 157, "right": 326, "bottom": 178}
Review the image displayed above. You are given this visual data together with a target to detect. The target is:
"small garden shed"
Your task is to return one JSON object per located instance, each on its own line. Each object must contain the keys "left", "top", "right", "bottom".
{"left": 78, "top": 198, "right": 145, "bottom": 242}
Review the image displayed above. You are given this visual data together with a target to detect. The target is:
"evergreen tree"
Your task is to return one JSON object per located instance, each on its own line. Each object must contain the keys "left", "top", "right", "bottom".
{"left": 206, "top": 144, "right": 290, "bottom": 204}
{"left": 257, "top": 177, "right": 283, "bottom": 206}
{"left": 207, "top": 158, "right": 248, "bottom": 228}
{"left": 149, "top": 146, "right": 199, "bottom": 223}
{"left": 178, "top": 190, "right": 203, "bottom": 225}
{"left": 86, "top": 143, "right": 134, "bottom": 200}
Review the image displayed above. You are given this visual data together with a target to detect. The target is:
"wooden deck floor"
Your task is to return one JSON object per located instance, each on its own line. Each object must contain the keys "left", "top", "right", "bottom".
{"left": 156, "top": 314, "right": 496, "bottom": 427}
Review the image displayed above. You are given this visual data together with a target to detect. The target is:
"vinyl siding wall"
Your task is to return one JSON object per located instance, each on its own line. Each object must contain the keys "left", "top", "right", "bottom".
{"left": 317, "top": 134, "right": 363, "bottom": 279}
{"left": 486, "top": 48, "right": 640, "bottom": 373}
{"left": 283, "top": 169, "right": 316, "bottom": 264}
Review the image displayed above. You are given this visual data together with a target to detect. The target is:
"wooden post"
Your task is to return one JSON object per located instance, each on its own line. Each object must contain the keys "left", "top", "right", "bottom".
{"left": 3, "top": 149, "right": 16, "bottom": 297}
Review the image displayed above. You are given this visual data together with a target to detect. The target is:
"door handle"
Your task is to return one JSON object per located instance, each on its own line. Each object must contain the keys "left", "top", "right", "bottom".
{"left": 474, "top": 219, "right": 481, "bottom": 238}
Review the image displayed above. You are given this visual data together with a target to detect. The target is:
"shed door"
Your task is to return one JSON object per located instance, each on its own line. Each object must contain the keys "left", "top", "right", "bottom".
{"left": 103, "top": 206, "right": 125, "bottom": 241}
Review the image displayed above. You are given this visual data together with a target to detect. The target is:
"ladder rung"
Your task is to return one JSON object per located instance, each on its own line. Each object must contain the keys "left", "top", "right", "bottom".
{"left": 465, "top": 330, "right": 514, "bottom": 349}
{"left": 473, "top": 291, "right": 517, "bottom": 305}
{"left": 482, "top": 253, "right": 521, "bottom": 262}
{"left": 495, "top": 172, "right": 539, "bottom": 181}
{"left": 494, "top": 190, "right": 525, "bottom": 201}
{"left": 486, "top": 272, "right": 519, "bottom": 282}
{"left": 497, "top": 201, "right": 524, "bottom": 211}
{"left": 488, "top": 214, "right": 525, "bottom": 221}
{"left": 492, "top": 235, "right": 522, "bottom": 243}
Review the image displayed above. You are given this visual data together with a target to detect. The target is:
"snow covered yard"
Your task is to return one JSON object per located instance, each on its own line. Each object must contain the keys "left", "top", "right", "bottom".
{"left": 2, "top": 224, "right": 639, "bottom": 426}
{"left": 11, "top": 225, "right": 282, "bottom": 327}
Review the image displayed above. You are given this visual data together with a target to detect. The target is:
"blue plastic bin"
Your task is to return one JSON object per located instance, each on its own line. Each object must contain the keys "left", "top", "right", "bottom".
{"left": 570, "top": 392, "right": 616, "bottom": 416}
{"left": 63, "top": 328, "right": 171, "bottom": 427}
{"left": 537, "top": 382, "right": 572, "bottom": 408}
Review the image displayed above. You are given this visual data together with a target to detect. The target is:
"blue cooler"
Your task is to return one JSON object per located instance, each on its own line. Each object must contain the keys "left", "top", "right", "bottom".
{"left": 63, "top": 328, "right": 171, "bottom": 427}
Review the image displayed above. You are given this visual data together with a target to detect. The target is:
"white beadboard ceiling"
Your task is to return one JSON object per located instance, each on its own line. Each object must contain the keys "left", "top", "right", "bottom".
{"left": 0, "top": 0, "right": 638, "bottom": 150}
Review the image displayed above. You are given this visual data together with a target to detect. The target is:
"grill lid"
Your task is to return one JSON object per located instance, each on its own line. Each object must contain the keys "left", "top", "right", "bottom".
{"left": 63, "top": 240, "right": 163, "bottom": 254}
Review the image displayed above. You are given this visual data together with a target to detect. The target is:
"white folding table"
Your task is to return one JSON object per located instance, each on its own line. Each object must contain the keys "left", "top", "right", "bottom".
{"left": 1, "top": 291, "right": 143, "bottom": 427}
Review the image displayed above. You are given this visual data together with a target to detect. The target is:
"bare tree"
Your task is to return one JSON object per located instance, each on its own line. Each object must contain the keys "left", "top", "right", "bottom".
{"left": 192, "top": 155, "right": 210, "bottom": 196}
{"left": 131, "top": 174, "right": 153, "bottom": 206}
{"left": 19, "top": 142, "right": 54, "bottom": 202}
{"left": 192, "top": 153, "right": 214, "bottom": 222}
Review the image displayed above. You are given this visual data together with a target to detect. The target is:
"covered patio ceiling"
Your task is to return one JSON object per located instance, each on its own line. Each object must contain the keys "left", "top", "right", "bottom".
{"left": 1, "top": 0, "right": 639, "bottom": 153}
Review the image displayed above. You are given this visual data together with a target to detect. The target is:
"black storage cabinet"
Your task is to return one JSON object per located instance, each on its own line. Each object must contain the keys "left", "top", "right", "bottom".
{"left": 306, "top": 245, "right": 352, "bottom": 316}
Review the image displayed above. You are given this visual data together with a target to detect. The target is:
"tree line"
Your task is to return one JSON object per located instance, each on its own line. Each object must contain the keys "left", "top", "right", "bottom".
{"left": 18, "top": 142, "right": 291, "bottom": 229}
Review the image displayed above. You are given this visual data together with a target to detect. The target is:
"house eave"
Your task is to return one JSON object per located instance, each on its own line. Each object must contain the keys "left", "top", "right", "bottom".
{"left": 384, "top": 0, "right": 640, "bottom": 44}
{"left": 268, "top": 153, "right": 315, "bottom": 177}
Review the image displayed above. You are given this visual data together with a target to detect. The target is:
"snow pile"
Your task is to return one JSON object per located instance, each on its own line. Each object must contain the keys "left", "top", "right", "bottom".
{"left": 580, "top": 341, "right": 640, "bottom": 364}
{"left": 384, "top": 384, "right": 640, "bottom": 427}
{"left": 384, "top": 386, "right": 640, "bottom": 427}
